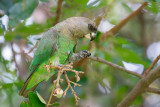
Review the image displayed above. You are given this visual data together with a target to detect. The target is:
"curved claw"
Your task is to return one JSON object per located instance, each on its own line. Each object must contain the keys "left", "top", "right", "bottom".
{"left": 79, "top": 50, "right": 91, "bottom": 58}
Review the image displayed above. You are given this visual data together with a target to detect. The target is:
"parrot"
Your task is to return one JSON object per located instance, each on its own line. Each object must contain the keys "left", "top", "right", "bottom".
{"left": 19, "top": 17, "right": 97, "bottom": 97}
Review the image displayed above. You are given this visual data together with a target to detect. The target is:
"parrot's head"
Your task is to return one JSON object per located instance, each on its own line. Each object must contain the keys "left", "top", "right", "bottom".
{"left": 66, "top": 17, "right": 97, "bottom": 41}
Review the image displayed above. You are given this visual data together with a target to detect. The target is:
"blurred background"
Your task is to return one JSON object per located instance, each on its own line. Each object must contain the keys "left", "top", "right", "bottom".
{"left": 0, "top": 0, "right": 160, "bottom": 107}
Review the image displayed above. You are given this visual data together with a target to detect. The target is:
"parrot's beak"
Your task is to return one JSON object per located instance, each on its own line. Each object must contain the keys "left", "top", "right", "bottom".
{"left": 84, "top": 32, "right": 97, "bottom": 41}
{"left": 90, "top": 32, "right": 96, "bottom": 41}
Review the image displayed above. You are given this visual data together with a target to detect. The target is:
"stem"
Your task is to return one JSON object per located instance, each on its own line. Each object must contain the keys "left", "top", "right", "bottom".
{"left": 54, "top": 0, "right": 63, "bottom": 25}
{"left": 88, "top": 56, "right": 142, "bottom": 78}
{"left": 144, "top": 54, "right": 160, "bottom": 76}
{"left": 89, "top": 56, "right": 160, "bottom": 94}
{"left": 100, "top": 1, "right": 148, "bottom": 40}
{"left": 46, "top": 81, "right": 57, "bottom": 107}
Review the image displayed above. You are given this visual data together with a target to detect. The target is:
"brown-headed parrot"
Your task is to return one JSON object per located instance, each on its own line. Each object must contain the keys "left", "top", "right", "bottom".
{"left": 19, "top": 17, "right": 97, "bottom": 97}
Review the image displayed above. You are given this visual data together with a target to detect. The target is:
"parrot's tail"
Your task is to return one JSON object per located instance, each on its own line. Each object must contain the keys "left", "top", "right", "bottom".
{"left": 19, "top": 71, "right": 38, "bottom": 98}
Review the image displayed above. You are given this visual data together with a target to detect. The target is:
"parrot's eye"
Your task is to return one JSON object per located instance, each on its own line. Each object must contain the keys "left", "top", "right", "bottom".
{"left": 88, "top": 24, "right": 97, "bottom": 32}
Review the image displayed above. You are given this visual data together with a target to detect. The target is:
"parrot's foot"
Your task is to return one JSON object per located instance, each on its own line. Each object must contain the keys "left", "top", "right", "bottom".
{"left": 79, "top": 50, "right": 91, "bottom": 58}
{"left": 70, "top": 50, "right": 91, "bottom": 62}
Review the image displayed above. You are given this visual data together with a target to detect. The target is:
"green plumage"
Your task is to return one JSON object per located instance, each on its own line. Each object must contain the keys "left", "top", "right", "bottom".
{"left": 27, "top": 28, "right": 75, "bottom": 90}
{"left": 19, "top": 17, "right": 97, "bottom": 97}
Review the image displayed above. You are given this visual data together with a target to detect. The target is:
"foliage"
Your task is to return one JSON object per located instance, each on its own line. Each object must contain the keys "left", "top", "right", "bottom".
{"left": 20, "top": 92, "right": 60, "bottom": 107}
{"left": 1, "top": 0, "right": 160, "bottom": 107}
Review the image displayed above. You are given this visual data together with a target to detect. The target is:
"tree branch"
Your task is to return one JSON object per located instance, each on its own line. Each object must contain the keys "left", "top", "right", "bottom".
{"left": 144, "top": 54, "right": 160, "bottom": 76}
{"left": 89, "top": 56, "right": 160, "bottom": 95}
{"left": 11, "top": 41, "right": 21, "bottom": 75}
{"left": 64, "top": 73, "right": 80, "bottom": 105}
{"left": 54, "top": 0, "right": 63, "bottom": 25}
{"left": 117, "top": 65, "right": 160, "bottom": 107}
{"left": 100, "top": 1, "right": 148, "bottom": 40}
{"left": 88, "top": 56, "right": 142, "bottom": 78}
{"left": 145, "top": 87, "right": 160, "bottom": 94}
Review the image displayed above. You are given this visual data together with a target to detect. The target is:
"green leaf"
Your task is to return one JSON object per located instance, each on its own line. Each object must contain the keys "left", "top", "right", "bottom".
{"left": 94, "top": 31, "right": 101, "bottom": 43}
{"left": 146, "top": 2, "right": 160, "bottom": 13}
{"left": 20, "top": 101, "right": 32, "bottom": 107}
{"left": 4, "top": 23, "right": 50, "bottom": 41}
{"left": 121, "top": 2, "right": 132, "bottom": 12}
{"left": 144, "top": 0, "right": 160, "bottom": 2}
{"left": 0, "top": 0, "right": 13, "bottom": 13}
{"left": 8, "top": 0, "right": 38, "bottom": 27}
{"left": 28, "top": 91, "right": 45, "bottom": 107}
{"left": 0, "top": 28, "right": 3, "bottom": 34}
{"left": 40, "top": 0, "right": 49, "bottom": 2}
{"left": 36, "top": 91, "right": 46, "bottom": 104}
{"left": 110, "top": 37, "right": 149, "bottom": 68}
{"left": 1, "top": 83, "right": 13, "bottom": 89}
{"left": 52, "top": 102, "right": 60, "bottom": 106}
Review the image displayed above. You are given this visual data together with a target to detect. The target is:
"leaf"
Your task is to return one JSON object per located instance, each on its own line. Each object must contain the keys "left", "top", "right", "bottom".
{"left": 0, "top": 0, "right": 13, "bottom": 13}
{"left": 8, "top": 0, "right": 38, "bottom": 27}
{"left": 1, "top": 83, "right": 13, "bottom": 89}
{"left": 110, "top": 37, "right": 149, "bottom": 68}
{"left": 40, "top": 0, "right": 49, "bottom": 2}
{"left": 28, "top": 91, "right": 45, "bottom": 107}
{"left": 47, "top": 102, "right": 60, "bottom": 106}
{"left": 94, "top": 31, "right": 101, "bottom": 43}
{"left": 146, "top": 2, "right": 160, "bottom": 13}
{"left": 20, "top": 101, "right": 32, "bottom": 107}
{"left": 4, "top": 23, "right": 50, "bottom": 41}
{"left": 52, "top": 102, "right": 60, "bottom": 106}
{"left": 121, "top": 2, "right": 132, "bottom": 12}
{"left": 144, "top": 0, "right": 160, "bottom": 2}
{"left": 36, "top": 91, "right": 46, "bottom": 104}
{"left": 28, "top": 92, "right": 60, "bottom": 107}
{"left": 0, "top": 28, "right": 3, "bottom": 34}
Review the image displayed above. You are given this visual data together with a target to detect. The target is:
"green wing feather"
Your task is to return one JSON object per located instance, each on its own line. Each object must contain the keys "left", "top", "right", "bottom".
{"left": 25, "top": 28, "right": 58, "bottom": 90}
{"left": 28, "top": 28, "right": 58, "bottom": 73}
{"left": 19, "top": 28, "right": 59, "bottom": 96}
{"left": 26, "top": 30, "right": 75, "bottom": 90}
{"left": 20, "top": 27, "right": 76, "bottom": 97}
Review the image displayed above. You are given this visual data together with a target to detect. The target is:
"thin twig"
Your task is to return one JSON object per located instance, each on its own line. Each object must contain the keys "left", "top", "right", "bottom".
{"left": 28, "top": 42, "right": 38, "bottom": 53}
{"left": 88, "top": 56, "right": 142, "bottom": 78}
{"left": 100, "top": 1, "right": 148, "bottom": 40}
{"left": 146, "top": 87, "right": 160, "bottom": 94}
{"left": 54, "top": 0, "right": 63, "bottom": 25}
{"left": 44, "top": 62, "right": 83, "bottom": 105}
{"left": 11, "top": 42, "right": 21, "bottom": 75}
{"left": 64, "top": 73, "right": 80, "bottom": 105}
{"left": 89, "top": 56, "right": 160, "bottom": 94}
{"left": 23, "top": 42, "right": 38, "bottom": 62}
{"left": 46, "top": 81, "right": 57, "bottom": 107}
{"left": 144, "top": 54, "right": 160, "bottom": 76}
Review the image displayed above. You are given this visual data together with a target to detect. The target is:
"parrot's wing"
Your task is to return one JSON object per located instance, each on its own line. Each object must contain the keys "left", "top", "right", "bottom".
{"left": 26, "top": 34, "right": 76, "bottom": 90}
{"left": 29, "top": 28, "right": 58, "bottom": 73}
{"left": 19, "top": 28, "right": 58, "bottom": 97}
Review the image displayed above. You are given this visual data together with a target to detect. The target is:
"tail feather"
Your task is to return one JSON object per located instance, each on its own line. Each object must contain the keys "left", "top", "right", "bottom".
{"left": 19, "top": 82, "right": 38, "bottom": 97}
{"left": 19, "top": 70, "right": 38, "bottom": 98}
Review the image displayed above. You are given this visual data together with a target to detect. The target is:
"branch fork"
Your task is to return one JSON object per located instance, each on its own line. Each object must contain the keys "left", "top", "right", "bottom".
{"left": 44, "top": 60, "right": 84, "bottom": 105}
